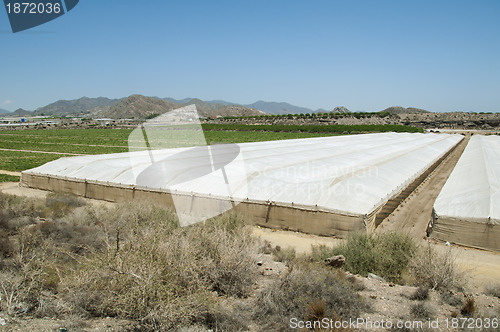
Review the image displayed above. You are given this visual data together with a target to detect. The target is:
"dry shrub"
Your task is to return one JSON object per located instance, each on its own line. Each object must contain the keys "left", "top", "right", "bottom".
{"left": 0, "top": 229, "right": 12, "bottom": 258}
{"left": 306, "top": 299, "right": 327, "bottom": 322}
{"left": 45, "top": 193, "right": 86, "bottom": 218}
{"left": 272, "top": 246, "right": 296, "bottom": 265}
{"left": 346, "top": 274, "right": 366, "bottom": 291}
{"left": 28, "top": 219, "right": 106, "bottom": 256}
{"left": 410, "top": 302, "right": 433, "bottom": 319}
{"left": 0, "top": 230, "right": 49, "bottom": 316}
{"left": 254, "top": 263, "right": 369, "bottom": 330}
{"left": 409, "top": 286, "right": 429, "bottom": 301}
{"left": 258, "top": 240, "right": 273, "bottom": 254}
{"left": 440, "top": 291, "right": 463, "bottom": 307}
{"left": 460, "top": 295, "right": 476, "bottom": 316}
{"left": 0, "top": 192, "right": 45, "bottom": 231}
{"left": 60, "top": 211, "right": 257, "bottom": 330}
{"left": 0, "top": 193, "right": 258, "bottom": 330}
{"left": 408, "top": 243, "right": 465, "bottom": 291}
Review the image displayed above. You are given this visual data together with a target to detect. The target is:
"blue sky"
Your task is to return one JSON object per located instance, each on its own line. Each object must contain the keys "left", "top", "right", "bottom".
{"left": 1, "top": 0, "right": 499, "bottom": 112}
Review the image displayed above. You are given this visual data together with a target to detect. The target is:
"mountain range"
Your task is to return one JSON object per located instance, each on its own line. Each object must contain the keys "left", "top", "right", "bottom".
{"left": 163, "top": 98, "right": 319, "bottom": 115}
{"left": 93, "top": 95, "right": 264, "bottom": 119}
{"left": 0, "top": 95, "right": 430, "bottom": 119}
{"left": 36, "top": 97, "right": 119, "bottom": 116}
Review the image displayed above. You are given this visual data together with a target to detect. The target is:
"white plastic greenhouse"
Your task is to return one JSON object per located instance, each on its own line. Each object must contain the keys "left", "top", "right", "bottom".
{"left": 431, "top": 135, "right": 500, "bottom": 251}
{"left": 21, "top": 132, "right": 463, "bottom": 236}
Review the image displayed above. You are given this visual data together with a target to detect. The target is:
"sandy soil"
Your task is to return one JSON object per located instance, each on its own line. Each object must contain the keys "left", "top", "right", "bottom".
{"left": 251, "top": 226, "right": 344, "bottom": 254}
{"left": 0, "top": 182, "right": 114, "bottom": 207}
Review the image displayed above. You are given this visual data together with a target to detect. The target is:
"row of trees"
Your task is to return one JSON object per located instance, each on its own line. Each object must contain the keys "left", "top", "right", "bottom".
{"left": 218, "top": 111, "right": 394, "bottom": 121}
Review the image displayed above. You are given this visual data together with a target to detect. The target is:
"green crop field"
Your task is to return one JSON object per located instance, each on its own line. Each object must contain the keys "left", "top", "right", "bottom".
{"left": 0, "top": 174, "right": 20, "bottom": 182}
{"left": 0, "top": 123, "right": 422, "bottom": 177}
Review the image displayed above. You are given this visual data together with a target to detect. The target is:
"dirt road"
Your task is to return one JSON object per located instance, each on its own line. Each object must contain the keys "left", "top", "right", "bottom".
{"left": 375, "top": 134, "right": 500, "bottom": 288}
{"left": 376, "top": 135, "right": 470, "bottom": 238}
{"left": 0, "top": 170, "right": 21, "bottom": 176}
{"left": 0, "top": 147, "right": 84, "bottom": 155}
{"left": 0, "top": 182, "right": 114, "bottom": 207}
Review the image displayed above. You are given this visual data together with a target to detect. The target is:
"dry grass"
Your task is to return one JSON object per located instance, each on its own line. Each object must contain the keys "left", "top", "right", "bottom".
{"left": 254, "top": 263, "right": 369, "bottom": 330}
{"left": 0, "top": 192, "right": 258, "bottom": 330}
{"left": 272, "top": 245, "right": 296, "bottom": 265}
{"left": 410, "top": 302, "right": 433, "bottom": 319}
{"left": 409, "top": 286, "right": 429, "bottom": 301}
{"left": 460, "top": 295, "right": 477, "bottom": 317}
{"left": 408, "top": 243, "right": 466, "bottom": 291}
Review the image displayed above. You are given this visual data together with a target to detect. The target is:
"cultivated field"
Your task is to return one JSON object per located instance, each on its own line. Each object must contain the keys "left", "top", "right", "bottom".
{"left": 0, "top": 124, "right": 421, "bottom": 175}
{"left": 0, "top": 126, "right": 499, "bottom": 331}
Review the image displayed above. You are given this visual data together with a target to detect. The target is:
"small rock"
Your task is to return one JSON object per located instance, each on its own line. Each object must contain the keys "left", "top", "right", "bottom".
{"left": 324, "top": 255, "right": 345, "bottom": 268}
{"left": 257, "top": 261, "right": 263, "bottom": 266}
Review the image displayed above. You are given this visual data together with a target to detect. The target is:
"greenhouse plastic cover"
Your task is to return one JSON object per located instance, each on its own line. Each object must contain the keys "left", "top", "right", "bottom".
{"left": 434, "top": 135, "right": 500, "bottom": 224}
{"left": 23, "top": 132, "right": 462, "bottom": 219}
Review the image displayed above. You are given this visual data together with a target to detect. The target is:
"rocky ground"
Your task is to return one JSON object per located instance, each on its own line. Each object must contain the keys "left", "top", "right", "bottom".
{"left": 210, "top": 112, "right": 500, "bottom": 131}
{"left": 0, "top": 222, "right": 498, "bottom": 331}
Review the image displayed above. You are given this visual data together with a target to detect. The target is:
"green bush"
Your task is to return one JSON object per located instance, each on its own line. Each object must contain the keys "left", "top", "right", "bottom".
{"left": 310, "top": 232, "right": 417, "bottom": 283}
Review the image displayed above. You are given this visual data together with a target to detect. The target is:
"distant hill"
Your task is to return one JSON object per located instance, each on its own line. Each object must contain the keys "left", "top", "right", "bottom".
{"left": 244, "top": 101, "right": 314, "bottom": 115}
{"left": 331, "top": 106, "right": 351, "bottom": 114}
{"left": 35, "top": 97, "right": 119, "bottom": 116}
{"left": 382, "top": 106, "right": 429, "bottom": 114}
{"left": 315, "top": 108, "right": 329, "bottom": 114}
{"left": 179, "top": 98, "right": 223, "bottom": 115}
{"left": 95, "top": 95, "right": 179, "bottom": 119}
{"left": 0, "top": 108, "right": 10, "bottom": 115}
{"left": 164, "top": 98, "right": 263, "bottom": 118}
{"left": 162, "top": 98, "right": 318, "bottom": 115}
{"left": 12, "top": 108, "right": 33, "bottom": 116}
{"left": 215, "top": 105, "right": 264, "bottom": 117}
{"left": 94, "top": 95, "right": 264, "bottom": 119}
